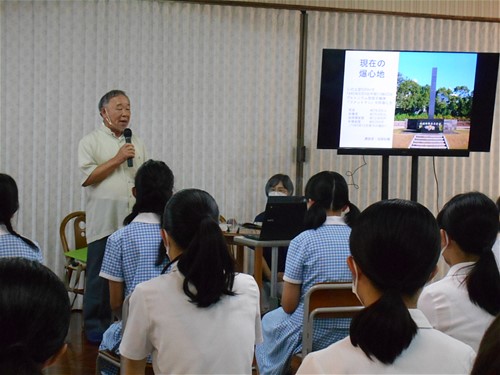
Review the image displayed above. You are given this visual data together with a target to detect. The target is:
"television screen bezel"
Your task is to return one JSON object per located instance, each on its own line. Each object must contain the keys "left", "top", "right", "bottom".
{"left": 317, "top": 49, "right": 499, "bottom": 157}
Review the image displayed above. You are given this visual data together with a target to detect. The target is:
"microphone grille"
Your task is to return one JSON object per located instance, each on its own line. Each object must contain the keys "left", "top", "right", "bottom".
{"left": 123, "top": 128, "right": 132, "bottom": 138}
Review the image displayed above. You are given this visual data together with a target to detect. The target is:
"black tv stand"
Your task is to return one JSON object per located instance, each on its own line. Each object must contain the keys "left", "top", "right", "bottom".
{"left": 381, "top": 155, "right": 419, "bottom": 202}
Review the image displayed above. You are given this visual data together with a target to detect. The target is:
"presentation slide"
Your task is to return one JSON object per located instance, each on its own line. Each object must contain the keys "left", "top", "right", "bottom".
{"left": 339, "top": 50, "right": 400, "bottom": 148}
{"left": 317, "top": 48, "right": 498, "bottom": 155}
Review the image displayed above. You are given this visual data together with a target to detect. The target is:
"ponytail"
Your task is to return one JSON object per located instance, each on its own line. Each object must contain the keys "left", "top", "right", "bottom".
{"left": 344, "top": 202, "right": 360, "bottom": 227}
{"left": 4, "top": 220, "right": 37, "bottom": 250}
{"left": 465, "top": 250, "right": 500, "bottom": 315}
{"left": 123, "top": 207, "right": 139, "bottom": 226}
{"left": 350, "top": 290, "right": 417, "bottom": 364}
{"left": 0, "top": 174, "right": 37, "bottom": 250}
{"left": 349, "top": 199, "right": 440, "bottom": 364}
{"left": 123, "top": 159, "right": 174, "bottom": 226}
{"left": 177, "top": 216, "right": 235, "bottom": 307}
{"left": 303, "top": 202, "right": 326, "bottom": 230}
{"left": 121, "top": 160, "right": 174, "bottom": 266}
{"left": 303, "top": 171, "right": 358, "bottom": 230}
{"left": 437, "top": 192, "right": 500, "bottom": 316}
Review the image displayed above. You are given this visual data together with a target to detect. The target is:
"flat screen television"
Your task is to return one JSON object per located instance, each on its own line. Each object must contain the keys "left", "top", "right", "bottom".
{"left": 317, "top": 49, "right": 499, "bottom": 156}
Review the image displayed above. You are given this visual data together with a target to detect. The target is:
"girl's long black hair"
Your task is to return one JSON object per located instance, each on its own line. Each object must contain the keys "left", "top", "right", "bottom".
{"left": 437, "top": 192, "right": 500, "bottom": 316}
{"left": 0, "top": 174, "right": 37, "bottom": 249}
{"left": 121, "top": 160, "right": 174, "bottom": 266}
{"left": 162, "top": 189, "right": 235, "bottom": 308}
{"left": 349, "top": 199, "right": 441, "bottom": 364}
{"left": 0, "top": 258, "right": 70, "bottom": 375}
{"left": 303, "top": 171, "right": 360, "bottom": 230}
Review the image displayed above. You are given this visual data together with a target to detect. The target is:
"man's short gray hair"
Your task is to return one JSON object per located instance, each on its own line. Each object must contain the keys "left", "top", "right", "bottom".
{"left": 98, "top": 90, "right": 129, "bottom": 112}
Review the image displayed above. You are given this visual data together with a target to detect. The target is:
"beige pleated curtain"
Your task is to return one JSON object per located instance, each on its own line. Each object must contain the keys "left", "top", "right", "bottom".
{"left": 1, "top": 0, "right": 498, "bottom": 278}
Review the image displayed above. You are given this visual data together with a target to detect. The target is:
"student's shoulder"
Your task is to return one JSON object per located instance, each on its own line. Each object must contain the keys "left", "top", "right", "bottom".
{"left": 234, "top": 272, "right": 258, "bottom": 286}
{"left": 234, "top": 273, "right": 260, "bottom": 295}
{"left": 420, "top": 276, "right": 450, "bottom": 298}
{"left": 298, "top": 337, "right": 352, "bottom": 373}
{"left": 420, "top": 327, "right": 476, "bottom": 362}
{"left": 290, "top": 228, "right": 317, "bottom": 245}
{"left": 107, "top": 225, "right": 130, "bottom": 243}
{"left": 132, "top": 272, "right": 169, "bottom": 297}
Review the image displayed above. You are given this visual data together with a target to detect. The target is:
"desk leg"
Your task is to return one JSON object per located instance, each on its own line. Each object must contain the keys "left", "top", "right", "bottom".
{"left": 235, "top": 244, "right": 244, "bottom": 273}
{"left": 269, "top": 246, "right": 279, "bottom": 310}
{"left": 270, "top": 246, "right": 278, "bottom": 297}
{"left": 254, "top": 246, "right": 263, "bottom": 291}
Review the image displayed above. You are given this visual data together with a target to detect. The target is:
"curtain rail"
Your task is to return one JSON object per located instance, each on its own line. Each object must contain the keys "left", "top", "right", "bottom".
{"left": 164, "top": 0, "right": 500, "bottom": 23}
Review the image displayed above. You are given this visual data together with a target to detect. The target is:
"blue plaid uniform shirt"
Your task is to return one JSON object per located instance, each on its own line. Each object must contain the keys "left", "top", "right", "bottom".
{"left": 100, "top": 214, "right": 165, "bottom": 297}
{"left": 0, "top": 225, "right": 43, "bottom": 263}
{"left": 99, "top": 213, "right": 167, "bottom": 373}
{"left": 255, "top": 216, "right": 352, "bottom": 375}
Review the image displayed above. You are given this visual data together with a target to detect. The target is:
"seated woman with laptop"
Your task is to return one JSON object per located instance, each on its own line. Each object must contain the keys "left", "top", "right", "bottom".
{"left": 254, "top": 174, "right": 294, "bottom": 312}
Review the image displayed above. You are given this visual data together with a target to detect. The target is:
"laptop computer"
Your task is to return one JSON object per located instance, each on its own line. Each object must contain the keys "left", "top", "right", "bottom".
{"left": 244, "top": 196, "right": 307, "bottom": 241}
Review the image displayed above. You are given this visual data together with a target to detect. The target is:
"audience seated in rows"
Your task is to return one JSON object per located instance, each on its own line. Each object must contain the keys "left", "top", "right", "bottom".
{"left": 119, "top": 189, "right": 262, "bottom": 374}
{"left": 98, "top": 160, "right": 175, "bottom": 374}
{"left": 255, "top": 171, "right": 360, "bottom": 375}
{"left": 297, "top": 199, "right": 476, "bottom": 374}
{"left": 0, "top": 173, "right": 43, "bottom": 262}
{"left": 0, "top": 257, "right": 70, "bottom": 375}
{"left": 418, "top": 192, "right": 500, "bottom": 351}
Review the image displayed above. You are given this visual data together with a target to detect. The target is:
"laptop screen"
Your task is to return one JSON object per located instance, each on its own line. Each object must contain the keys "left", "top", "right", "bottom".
{"left": 259, "top": 196, "right": 307, "bottom": 241}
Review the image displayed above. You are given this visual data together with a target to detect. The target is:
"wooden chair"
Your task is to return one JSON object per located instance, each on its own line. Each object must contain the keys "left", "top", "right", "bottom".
{"left": 59, "top": 211, "right": 87, "bottom": 308}
{"left": 95, "top": 295, "right": 129, "bottom": 374}
{"left": 288, "top": 282, "right": 363, "bottom": 374}
{"left": 96, "top": 296, "right": 154, "bottom": 374}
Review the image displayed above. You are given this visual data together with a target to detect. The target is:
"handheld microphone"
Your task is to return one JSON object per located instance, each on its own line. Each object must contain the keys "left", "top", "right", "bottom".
{"left": 123, "top": 128, "right": 133, "bottom": 167}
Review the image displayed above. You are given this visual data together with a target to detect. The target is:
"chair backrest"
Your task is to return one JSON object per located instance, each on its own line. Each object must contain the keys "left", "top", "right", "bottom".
{"left": 60, "top": 211, "right": 87, "bottom": 253}
{"left": 301, "top": 282, "right": 363, "bottom": 357}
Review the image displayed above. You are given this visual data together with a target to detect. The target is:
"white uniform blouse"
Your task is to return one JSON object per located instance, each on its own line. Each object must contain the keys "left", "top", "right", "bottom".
{"left": 297, "top": 309, "right": 475, "bottom": 374}
{"left": 120, "top": 264, "right": 262, "bottom": 374}
{"left": 418, "top": 262, "right": 495, "bottom": 351}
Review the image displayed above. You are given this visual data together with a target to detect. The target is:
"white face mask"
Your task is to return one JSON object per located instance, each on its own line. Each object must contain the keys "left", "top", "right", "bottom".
{"left": 440, "top": 231, "right": 449, "bottom": 257}
{"left": 268, "top": 191, "right": 287, "bottom": 197}
{"left": 352, "top": 261, "right": 363, "bottom": 305}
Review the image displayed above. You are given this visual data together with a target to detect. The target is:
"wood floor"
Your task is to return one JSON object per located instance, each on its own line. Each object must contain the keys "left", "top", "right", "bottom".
{"left": 45, "top": 310, "right": 99, "bottom": 375}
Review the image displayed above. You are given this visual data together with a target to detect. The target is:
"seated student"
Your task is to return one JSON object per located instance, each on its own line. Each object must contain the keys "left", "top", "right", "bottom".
{"left": 0, "top": 257, "right": 70, "bottom": 375}
{"left": 418, "top": 192, "right": 500, "bottom": 351}
{"left": 254, "top": 173, "right": 294, "bottom": 311}
{"left": 297, "top": 199, "right": 476, "bottom": 374}
{"left": 471, "top": 313, "right": 500, "bottom": 375}
{"left": 98, "top": 160, "right": 174, "bottom": 373}
{"left": 255, "top": 171, "right": 360, "bottom": 375}
{"left": 0, "top": 173, "right": 43, "bottom": 262}
{"left": 120, "top": 189, "right": 262, "bottom": 374}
